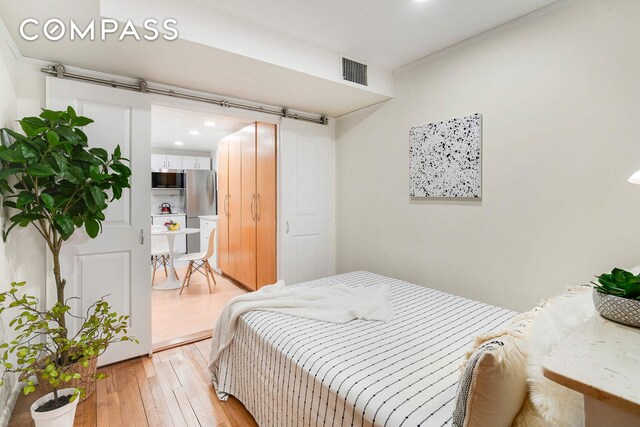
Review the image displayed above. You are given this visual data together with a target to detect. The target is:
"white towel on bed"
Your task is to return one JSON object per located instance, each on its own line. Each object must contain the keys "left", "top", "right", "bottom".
{"left": 208, "top": 280, "right": 393, "bottom": 368}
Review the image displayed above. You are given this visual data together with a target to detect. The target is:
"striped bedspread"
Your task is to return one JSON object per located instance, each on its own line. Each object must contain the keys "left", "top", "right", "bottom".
{"left": 210, "top": 271, "right": 516, "bottom": 426}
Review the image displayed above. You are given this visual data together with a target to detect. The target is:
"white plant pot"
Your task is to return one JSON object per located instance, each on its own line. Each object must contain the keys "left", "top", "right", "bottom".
{"left": 30, "top": 388, "right": 79, "bottom": 427}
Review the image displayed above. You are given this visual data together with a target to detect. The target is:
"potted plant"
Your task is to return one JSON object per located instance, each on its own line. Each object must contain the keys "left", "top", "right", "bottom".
{"left": 0, "top": 107, "right": 133, "bottom": 402}
{"left": 0, "top": 281, "right": 136, "bottom": 426}
{"left": 592, "top": 268, "right": 640, "bottom": 327}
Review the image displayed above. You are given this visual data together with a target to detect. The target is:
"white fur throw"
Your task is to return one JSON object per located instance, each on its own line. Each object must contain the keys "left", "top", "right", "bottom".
{"left": 525, "top": 286, "right": 594, "bottom": 426}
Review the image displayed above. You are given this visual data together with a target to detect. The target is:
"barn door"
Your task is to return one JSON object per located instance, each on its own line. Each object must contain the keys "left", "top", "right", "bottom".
{"left": 47, "top": 77, "right": 151, "bottom": 365}
{"left": 279, "top": 119, "right": 332, "bottom": 284}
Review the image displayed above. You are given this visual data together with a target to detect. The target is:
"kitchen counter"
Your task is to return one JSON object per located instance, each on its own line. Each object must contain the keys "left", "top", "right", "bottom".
{"left": 198, "top": 215, "right": 218, "bottom": 221}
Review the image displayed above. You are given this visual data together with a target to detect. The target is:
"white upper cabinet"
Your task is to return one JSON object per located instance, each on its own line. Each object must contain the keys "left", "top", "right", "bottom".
{"left": 182, "top": 155, "right": 198, "bottom": 170}
{"left": 197, "top": 157, "right": 211, "bottom": 170}
{"left": 151, "top": 154, "right": 167, "bottom": 170}
{"left": 182, "top": 155, "right": 211, "bottom": 170}
{"left": 166, "top": 155, "right": 182, "bottom": 170}
{"left": 152, "top": 154, "right": 183, "bottom": 170}
{"left": 151, "top": 154, "right": 210, "bottom": 170}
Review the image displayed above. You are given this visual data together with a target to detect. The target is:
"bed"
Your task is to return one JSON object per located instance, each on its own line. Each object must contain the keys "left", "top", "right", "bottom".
{"left": 210, "top": 271, "right": 517, "bottom": 426}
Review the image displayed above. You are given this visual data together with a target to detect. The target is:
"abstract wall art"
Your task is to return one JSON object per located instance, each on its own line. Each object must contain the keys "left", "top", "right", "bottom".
{"left": 409, "top": 113, "right": 482, "bottom": 198}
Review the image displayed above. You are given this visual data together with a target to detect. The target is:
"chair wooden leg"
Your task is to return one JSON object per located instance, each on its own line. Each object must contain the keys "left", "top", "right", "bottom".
{"left": 203, "top": 262, "right": 212, "bottom": 293}
{"left": 205, "top": 261, "right": 217, "bottom": 287}
{"left": 162, "top": 255, "right": 168, "bottom": 277}
{"left": 151, "top": 256, "right": 158, "bottom": 287}
{"left": 179, "top": 262, "right": 193, "bottom": 295}
{"left": 186, "top": 262, "right": 194, "bottom": 287}
{"left": 172, "top": 257, "right": 179, "bottom": 280}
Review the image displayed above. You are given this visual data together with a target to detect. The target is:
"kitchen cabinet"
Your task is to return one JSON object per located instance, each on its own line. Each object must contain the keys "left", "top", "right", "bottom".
{"left": 182, "top": 156, "right": 212, "bottom": 170}
{"left": 199, "top": 217, "right": 218, "bottom": 271}
{"left": 218, "top": 123, "right": 276, "bottom": 290}
{"left": 218, "top": 131, "right": 245, "bottom": 282}
{"left": 151, "top": 214, "right": 187, "bottom": 253}
{"left": 217, "top": 139, "right": 229, "bottom": 275}
{"left": 151, "top": 154, "right": 166, "bottom": 170}
{"left": 151, "top": 154, "right": 183, "bottom": 170}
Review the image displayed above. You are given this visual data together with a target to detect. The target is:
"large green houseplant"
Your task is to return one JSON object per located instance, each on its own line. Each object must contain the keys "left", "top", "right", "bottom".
{"left": 0, "top": 107, "right": 131, "bottom": 333}
{"left": 0, "top": 107, "right": 133, "bottom": 417}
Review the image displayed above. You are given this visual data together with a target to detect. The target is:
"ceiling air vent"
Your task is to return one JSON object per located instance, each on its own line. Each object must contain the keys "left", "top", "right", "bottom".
{"left": 342, "top": 57, "right": 368, "bottom": 86}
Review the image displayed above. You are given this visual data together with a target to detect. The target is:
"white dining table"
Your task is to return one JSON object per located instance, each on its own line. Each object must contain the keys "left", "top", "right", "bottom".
{"left": 151, "top": 227, "right": 200, "bottom": 290}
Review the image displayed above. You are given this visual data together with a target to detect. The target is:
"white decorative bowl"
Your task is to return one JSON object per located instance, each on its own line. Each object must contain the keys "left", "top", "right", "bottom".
{"left": 593, "top": 288, "right": 640, "bottom": 328}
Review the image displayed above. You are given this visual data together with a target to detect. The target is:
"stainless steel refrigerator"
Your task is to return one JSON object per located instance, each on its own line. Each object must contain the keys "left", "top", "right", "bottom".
{"left": 185, "top": 170, "right": 217, "bottom": 253}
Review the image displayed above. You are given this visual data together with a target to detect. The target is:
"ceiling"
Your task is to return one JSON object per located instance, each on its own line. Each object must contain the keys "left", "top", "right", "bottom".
{"left": 151, "top": 105, "right": 251, "bottom": 152}
{"left": 191, "top": 0, "right": 562, "bottom": 69}
{"left": 0, "top": 0, "right": 563, "bottom": 117}
{"left": 0, "top": 0, "right": 391, "bottom": 117}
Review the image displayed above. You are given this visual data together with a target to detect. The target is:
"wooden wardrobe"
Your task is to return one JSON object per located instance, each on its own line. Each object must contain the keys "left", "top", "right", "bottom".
{"left": 218, "top": 123, "right": 276, "bottom": 290}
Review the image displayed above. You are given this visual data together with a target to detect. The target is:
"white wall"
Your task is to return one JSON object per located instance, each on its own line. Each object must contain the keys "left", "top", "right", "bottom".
{"left": 0, "top": 21, "right": 18, "bottom": 422}
{"left": 0, "top": 27, "right": 46, "bottom": 424}
{"left": 335, "top": 0, "right": 640, "bottom": 312}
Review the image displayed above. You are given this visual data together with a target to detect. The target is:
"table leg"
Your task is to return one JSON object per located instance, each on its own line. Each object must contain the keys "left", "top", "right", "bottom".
{"left": 166, "top": 234, "right": 177, "bottom": 279}
{"left": 153, "top": 234, "right": 183, "bottom": 291}
{"left": 585, "top": 395, "right": 640, "bottom": 427}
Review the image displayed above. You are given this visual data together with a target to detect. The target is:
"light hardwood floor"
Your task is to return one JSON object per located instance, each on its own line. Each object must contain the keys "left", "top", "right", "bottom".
{"left": 9, "top": 340, "right": 258, "bottom": 427}
{"left": 152, "top": 265, "right": 247, "bottom": 347}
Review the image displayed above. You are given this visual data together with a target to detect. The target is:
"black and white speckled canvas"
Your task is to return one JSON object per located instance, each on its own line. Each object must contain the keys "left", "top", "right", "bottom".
{"left": 409, "top": 113, "right": 481, "bottom": 198}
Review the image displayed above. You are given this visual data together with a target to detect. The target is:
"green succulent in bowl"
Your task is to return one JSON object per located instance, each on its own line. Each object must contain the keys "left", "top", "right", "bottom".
{"left": 593, "top": 268, "right": 640, "bottom": 301}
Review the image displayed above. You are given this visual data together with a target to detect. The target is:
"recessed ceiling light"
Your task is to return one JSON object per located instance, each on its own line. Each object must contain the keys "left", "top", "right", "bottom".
{"left": 189, "top": 130, "right": 200, "bottom": 136}
{"left": 174, "top": 141, "right": 184, "bottom": 146}
{"left": 204, "top": 121, "right": 216, "bottom": 127}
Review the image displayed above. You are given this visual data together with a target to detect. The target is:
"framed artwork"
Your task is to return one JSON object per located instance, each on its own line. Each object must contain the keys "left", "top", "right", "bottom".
{"left": 409, "top": 113, "right": 481, "bottom": 198}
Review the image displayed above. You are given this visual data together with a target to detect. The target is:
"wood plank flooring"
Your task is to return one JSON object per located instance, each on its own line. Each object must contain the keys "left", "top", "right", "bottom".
{"left": 152, "top": 265, "right": 247, "bottom": 347}
{"left": 9, "top": 340, "right": 258, "bottom": 427}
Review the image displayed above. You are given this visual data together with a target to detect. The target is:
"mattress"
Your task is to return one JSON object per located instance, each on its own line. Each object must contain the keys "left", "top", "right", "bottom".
{"left": 210, "top": 271, "right": 517, "bottom": 426}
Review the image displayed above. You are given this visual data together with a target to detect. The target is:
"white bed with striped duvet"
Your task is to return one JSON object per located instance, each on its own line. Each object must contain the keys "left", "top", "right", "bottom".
{"left": 210, "top": 271, "right": 516, "bottom": 427}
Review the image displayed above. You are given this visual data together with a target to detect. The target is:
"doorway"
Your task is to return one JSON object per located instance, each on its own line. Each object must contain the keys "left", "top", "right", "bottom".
{"left": 150, "top": 104, "right": 253, "bottom": 350}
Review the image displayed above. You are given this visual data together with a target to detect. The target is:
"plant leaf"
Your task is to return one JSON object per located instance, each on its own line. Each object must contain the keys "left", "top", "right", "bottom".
{"left": 84, "top": 218, "right": 100, "bottom": 238}
{"left": 40, "top": 193, "right": 54, "bottom": 210}
{"left": 27, "top": 163, "right": 56, "bottom": 177}
{"left": 53, "top": 215, "right": 75, "bottom": 239}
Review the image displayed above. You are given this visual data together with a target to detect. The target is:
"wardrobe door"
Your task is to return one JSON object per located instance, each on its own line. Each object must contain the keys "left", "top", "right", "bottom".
{"left": 240, "top": 124, "right": 257, "bottom": 290}
{"left": 217, "top": 138, "right": 230, "bottom": 273}
{"left": 256, "top": 123, "right": 277, "bottom": 288}
{"left": 227, "top": 132, "right": 243, "bottom": 281}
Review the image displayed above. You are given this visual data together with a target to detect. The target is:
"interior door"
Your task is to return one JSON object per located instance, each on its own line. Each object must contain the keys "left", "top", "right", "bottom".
{"left": 217, "top": 138, "right": 230, "bottom": 273}
{"left": 280, "top": 119, "right": 332, "bottom": 285}
{"left": 227, "top": 132, "right": 243, "bottom": 281}
{"left": 256, "top": 123, "right": 277, "bottom": 288}
{"left": 240, "top": 124, "right": 257, "bottom": 289}
{"left": 46, "top": 77, "right": 151, "bottom": 365}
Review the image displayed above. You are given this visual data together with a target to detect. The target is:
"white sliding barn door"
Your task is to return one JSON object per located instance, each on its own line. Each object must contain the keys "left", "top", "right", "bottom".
{"left": 47, "top": 77, "right": 151, "bottom": 365}
{"left": 279, "top": 118, "right": 332, "bottom": 285}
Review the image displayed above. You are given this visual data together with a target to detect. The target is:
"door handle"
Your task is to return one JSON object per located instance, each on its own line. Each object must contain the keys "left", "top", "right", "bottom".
{"left": 256, "top": 194, "right": 261, "bottom": 221}
{"left": 251, "top": 194, "right": 256, "bottom": 221}
{"left": 140, "top": 229, "right": 145, "bottom": 245}
{"left": 224, "top": 194, "right": 228, "bottom": 217}
{"left": 286, "top": 221, "right": 290, "bottom": 234}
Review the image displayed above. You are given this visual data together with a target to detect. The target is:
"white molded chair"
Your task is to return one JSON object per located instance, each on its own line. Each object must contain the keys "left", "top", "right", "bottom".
{"left": 177, "top": 228, "right": 217, "bottom": 295}
{"left": 151, "top": 225, "right": 178, "bottom": 286}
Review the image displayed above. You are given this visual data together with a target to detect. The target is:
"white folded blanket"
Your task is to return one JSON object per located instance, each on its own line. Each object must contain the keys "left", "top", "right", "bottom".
{"left": 208, "top": 280, "right": 393, "bottom": 368}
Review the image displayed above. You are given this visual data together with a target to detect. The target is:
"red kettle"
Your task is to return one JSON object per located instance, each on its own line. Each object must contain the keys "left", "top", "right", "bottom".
{"left": 160, "top": 203, "right": 172, "bottom": 214}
